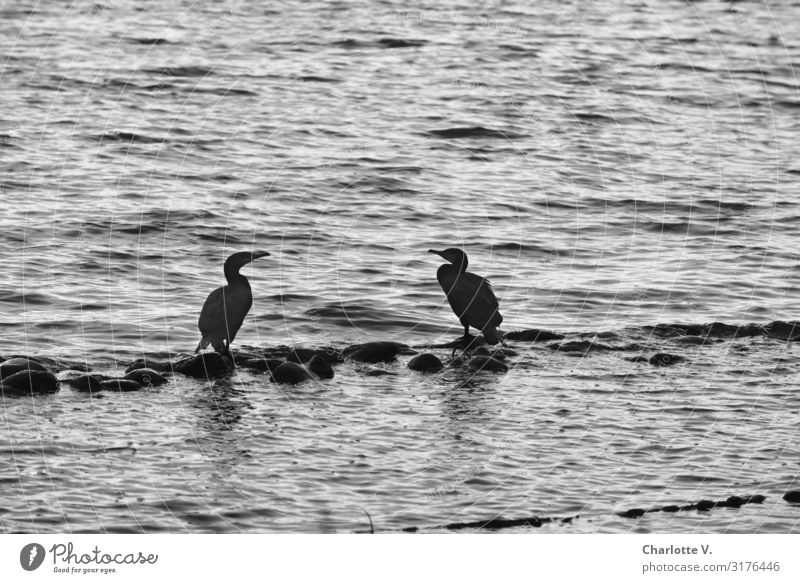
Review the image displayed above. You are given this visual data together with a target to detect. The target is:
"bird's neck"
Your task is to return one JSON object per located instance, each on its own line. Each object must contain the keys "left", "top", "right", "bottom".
{"left": 224, "top": 265, "right": 250, "bottom": 287}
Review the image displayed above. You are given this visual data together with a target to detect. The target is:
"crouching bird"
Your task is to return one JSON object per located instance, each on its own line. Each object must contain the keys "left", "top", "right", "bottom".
{"left": 428, "top": 248, "right": 503, "bottom": 345}
{"left": 196, "top": 251, "right": 270, "bottom": 353}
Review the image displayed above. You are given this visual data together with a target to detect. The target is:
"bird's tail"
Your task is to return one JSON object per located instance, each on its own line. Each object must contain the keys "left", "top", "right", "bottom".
{"left": 483, "top": 327, "right": 501, "bottom": 345}
{"left": 195, "top": 338, "right": 209, "bottom": 353}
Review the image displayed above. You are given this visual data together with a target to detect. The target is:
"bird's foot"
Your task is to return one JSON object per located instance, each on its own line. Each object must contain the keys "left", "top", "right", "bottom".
{"left": 450, "top": 334, "right": 478, "bottom": 357}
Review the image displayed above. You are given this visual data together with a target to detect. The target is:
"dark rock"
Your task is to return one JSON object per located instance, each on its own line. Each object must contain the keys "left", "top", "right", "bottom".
{"left": 696, "top": 500, "right": 715, "bottom": 511}
{"left": 471, "top": 346, "right": 506, "bottom": 360}
{"left": 173, "top": 352, "right": 230, "bottom": 378}
{"left": 0, "top": 357, "right": 48, "bottom": 379}
{"left": 344, "top": 341, "right": 404, "bottom": 363}
{"left": 286, "top": 348, "right": 318, "bottom": 363}
{"left": 763, "top": 321, "right": 800, "bottom": 340}
{"left": 313, "top": 347, "right": 345, "bottom": 364}
{"left": 718, "top": 496, "right": 745, "bottom": 508}
{"left": 62, "top": 374, "right": 106, "bottom": 392}
{"left": 782, "top": 491, "right": 800, "bottom": 503}
{"left": 125, "top": 358, "right": 170, "bottom": 374}
{"left": 124, "top": 368, "right": 168, "bottom": 387}
{"left": 0, "top": 370, "right": 59, "bottom": 394}
{"left": 661, "top": 505, "right": 680, "bottom": 513}
{"left": 550, "top": 340, "right": 612, "bottom": 353}
{"left": 467, "top": 355, "right": 509, "bottom": 373}
{"left": 308, "top": 355, "right": 334, "bottom": 379}
{"left": 99, "top": 379, "right": 144, "bottom": 392}
{"left": 503, "top": 329, "right": 565, "bottom": 342}
{"left": 649, "top": 353, "right": 684, "bottom": 366}
{"left": 745, "top": 494, "right": 766, "bottom": 504}
{"left": 408, "top": 353, "right": 444, "bottom": 373}
{"left": 239, "top": 357, "right": 283, "bottom": 373}
{"left": 618, "top": 508, "right": 646, "bottom": 518}
{"left": 270, "top": 362, "right": 311, "bottom": 385}
{"left": 362, "top": 368, "right": 398, "bottom": 377}
{"left": 444, "top": 515, "right": 544, "bottom": 531}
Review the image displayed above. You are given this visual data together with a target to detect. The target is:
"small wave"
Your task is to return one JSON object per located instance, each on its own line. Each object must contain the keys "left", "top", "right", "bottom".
{"left": 145, "top": 65, "right": 214, "bottom": 78}
{"left": 0, "top": 290, "right": 51, "bottom": 305}
{"left": 125, "top": 37, "right": 173, "bottom": 46}
{"left": 425, "top": 126, "right": 525, "bottom": 140}
{"left": 96, "top": 131, "right": 165, "bottom": 144}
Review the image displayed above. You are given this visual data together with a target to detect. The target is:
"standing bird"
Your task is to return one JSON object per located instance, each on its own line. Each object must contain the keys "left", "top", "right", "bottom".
{"left": 196, "top": 251, "right": 270, "bottom": 354}
{"left": 428, "top": 248, "right": 503, "bottom": 345}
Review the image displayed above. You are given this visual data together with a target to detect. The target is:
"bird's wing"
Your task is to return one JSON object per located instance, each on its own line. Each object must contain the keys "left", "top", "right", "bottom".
{"left": 198, "top": 285, "right": 253, "bottom": 342}
{"left": 198, "top": 286, "right": 227, "bottom": 335}
{"left": 439, "top": 270, "right": 503, "bottom": 329}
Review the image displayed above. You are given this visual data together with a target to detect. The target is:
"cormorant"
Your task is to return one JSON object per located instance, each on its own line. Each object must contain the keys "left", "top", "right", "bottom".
{"left": 196, "top": 251, "right": 270, "bottom": 353}
{"left": 428, "top": 248, "right": 503, "bottom": 345}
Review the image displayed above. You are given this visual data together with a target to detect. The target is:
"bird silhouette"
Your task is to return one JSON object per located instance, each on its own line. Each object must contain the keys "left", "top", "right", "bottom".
{"left": 428, "top": 248, "right": 503, "bottom": 345}
{"left": 196, "top": 251, "right": 270, "bottom": 353}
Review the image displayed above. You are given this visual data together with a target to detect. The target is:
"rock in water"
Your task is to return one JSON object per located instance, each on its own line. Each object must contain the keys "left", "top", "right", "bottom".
{"left": 99, "top": 379, "right": 144, "bottom": 392}
{"left": 0, "top": 370, "right": 59, "bottom": 394}
{"left": 408, "top": 353, "right": 444, "bottom": 372}
{"left": 271, "top": 362, "right": 311, "bottom": 385}
{"left": 344, "top": 341, "right": 404, "bottom": 363}
{"left": 308, "top": 355, "right": 334, "bottom": 379}
{"left": 286, "top": 348, "right": 318, "bottom": 363}
{"left": 0, "top": 357, "right": 48, "bottom": 379}
{"left": 783, "top": 491, "right": 800, "bottom": 503}
{"left": 124, "top": 368, "right": 168, "bottom": 387}
{"left": 467, "top": 355, "right": 509, "bottom": 373}
{"left": 173, "top": 352, "right": 230, "bottom": 378}
{"left": 63, "top": 374, "right": 105, "bottom": 392}
{"left": 649, "top": 353, "right": 684, "bottom": 366}
{"left": 125, "top": 358, "right": 170, "bottom": 374}
{"left": 239, "top": 357, "right": 283, "bottom": 373}
{"left": 503, "top": 329, "right": 564, "bottom": 342}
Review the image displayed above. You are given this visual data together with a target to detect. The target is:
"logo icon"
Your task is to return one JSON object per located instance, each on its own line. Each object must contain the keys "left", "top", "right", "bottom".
{"left": 20, "top": 543, "right": 45, "bottom": 571}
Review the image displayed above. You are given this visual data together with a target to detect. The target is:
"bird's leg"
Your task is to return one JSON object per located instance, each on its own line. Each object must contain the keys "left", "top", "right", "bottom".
{"left": 451, "top": 327, "right": 475, "bottom": 357}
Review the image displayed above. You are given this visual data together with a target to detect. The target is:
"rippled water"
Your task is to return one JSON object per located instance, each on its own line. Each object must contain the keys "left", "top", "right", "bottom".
{"left": 2, "top": 0, "right": 800, "bottom": 533}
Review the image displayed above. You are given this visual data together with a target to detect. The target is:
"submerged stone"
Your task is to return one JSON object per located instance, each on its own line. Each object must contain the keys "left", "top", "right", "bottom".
{"left": 550, "top": 340, "right": 608, "bottom": 353}
{"left": 63, "top": 374, "right": 105, "bottom": 392}
{"left": 467, "top": 355, "right": 509, "bottom": 373}
{"left": 239, "top": 357, "right": 283, "bottom": 373}
{"left": 763, "top": 321, "right": 800, "bottom": 340}
{"left": 503, "top": 329, "right": 564, "bottom": 342}
{"left": 173, "top": 352, "right": 231, "bottom": 378}
{"left": 649, "top": 353, "right": 684, "bottom": 366}
{"left": 125, "top": 358, "right": 171, "bottom": 374}
{"left": 782, "top": 491, "right": 800, "bottom": 503}
{"left": 362, "top": 368, "right": 398, "bottom": 377}
{"left": 99, "top": 379, "right": 144, "bottom": 392}
{"left": 0, "top": 357, "right": 48, "bottom": 379}
{"left": 408, "top": 353, "right": 444, "bottom": 373}
{"left": 271, "top": 362, "right": 311, "bottom": 385}
{"left": 618, "top": 508, "right": 646, "bottom": 518}
{"left": 124, "top": 368, "right": 168, "bottom": 387}
{"left": 286, "top": 348, "right": 318, "bottom": 363}
{"left": 0, "top": 370, "right": 59, "bottom": 394}
{"left": 308, "top": 355, "right": 334, "bottom": 379}
{"left": 344, "top": 341, "right": 404, "bottom": 363}
{"left": 313, "top": 347, "right": 345, "bottom": 364}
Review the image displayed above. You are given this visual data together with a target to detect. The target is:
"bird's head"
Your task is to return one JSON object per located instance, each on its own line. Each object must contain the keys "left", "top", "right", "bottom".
{"left": 428, "top": 248, "right": 468, "bottom": 271}
{"left": 224, "top": 251, "right": 270, "bottom": 273}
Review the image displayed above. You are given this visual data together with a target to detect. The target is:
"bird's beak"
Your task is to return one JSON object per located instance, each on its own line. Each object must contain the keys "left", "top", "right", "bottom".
{"left": 428, "top": 249, "right": 444, "bottom": 257}
{"left": 252, "top": 251, "right": 271, "bottom": 260}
